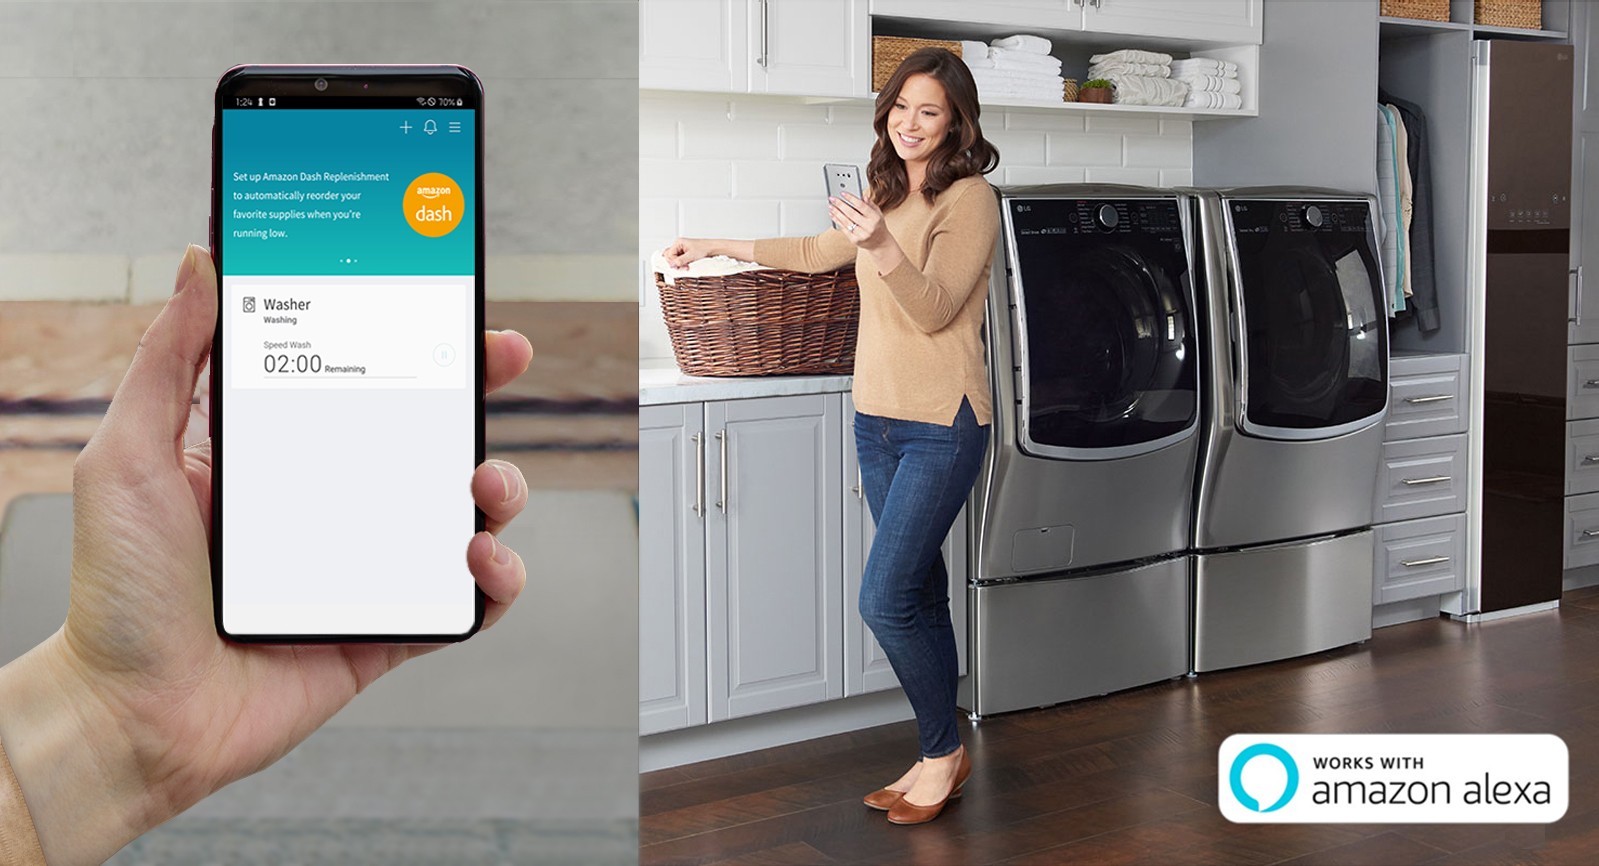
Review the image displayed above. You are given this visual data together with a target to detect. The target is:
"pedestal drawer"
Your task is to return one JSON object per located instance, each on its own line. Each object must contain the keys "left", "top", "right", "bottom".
{"left": 1387, "top": 354, "right": 1468, "bottom": 442}
{"left": 1565, "top": 492, "right": 1599, "bottom": 569}
{"left": 1568, "top": 420, "right": 1599, "bottom": 496}
{"left": 1374, "top": 513, "right": 1467, "bottom": 605}
{"left": 1376, "top": 434, "right": 1469, "bottom": 523}
{"left": 1569, "top": 345, "right": 1599, "bottom": 421}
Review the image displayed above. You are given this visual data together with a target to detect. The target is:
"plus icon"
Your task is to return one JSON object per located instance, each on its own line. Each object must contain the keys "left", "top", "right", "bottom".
{"left": 399, "top": 121, "right": 413, "bottom": 134}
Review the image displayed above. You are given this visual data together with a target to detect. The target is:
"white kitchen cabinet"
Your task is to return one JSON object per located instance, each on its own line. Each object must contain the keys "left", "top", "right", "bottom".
{"left": 868, "top": 0, "right": 1261, "bottom": 44}
{"left": 705, "top": 394, "right": 845, "bottom": 721}
{"left": 639, "top": 0, "right": 749, "bottom": 93}
{"left": 639, "top": 404, "right": 709, "bottom": 736}
{"left": 841, "top": 395, "right": 967, "bottom": 697}
{"left": 641, "top": 0, "right": 868, "bottom": 97}
{"left": 1573, "top": 133, "right": 1599, "bottom": 345}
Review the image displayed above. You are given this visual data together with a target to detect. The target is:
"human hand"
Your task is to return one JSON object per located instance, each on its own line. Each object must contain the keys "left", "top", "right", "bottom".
{"left": 830, "top": 192, "right": 887, "bottom": 250}
{"left": 663, "top": 237, "right": 719, "bottom": 269}
{"left": 0, "top": 246, "right": 534, "bottom": 865}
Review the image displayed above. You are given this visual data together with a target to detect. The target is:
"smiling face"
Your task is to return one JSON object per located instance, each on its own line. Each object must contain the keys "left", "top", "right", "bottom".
{"left": 887, "top": 73, "right": 952, "bottom": 178}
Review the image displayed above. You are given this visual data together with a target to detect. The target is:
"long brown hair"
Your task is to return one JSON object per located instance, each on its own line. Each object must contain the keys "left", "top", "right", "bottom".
{"left": 868, "top": 47, "right": 999, "bottom": 211}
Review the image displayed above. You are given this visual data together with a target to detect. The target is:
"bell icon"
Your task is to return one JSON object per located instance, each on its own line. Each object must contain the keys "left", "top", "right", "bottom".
{"left": 423, "top": 119, "right": 438, "bottom": 136}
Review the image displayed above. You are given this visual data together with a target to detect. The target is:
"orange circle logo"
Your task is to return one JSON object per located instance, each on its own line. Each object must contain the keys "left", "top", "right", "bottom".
{"left": 403, "top": 172, "right": 464, "bottom": 237}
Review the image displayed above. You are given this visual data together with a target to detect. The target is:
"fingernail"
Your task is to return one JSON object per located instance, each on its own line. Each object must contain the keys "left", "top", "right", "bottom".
{"left": 492, "top": 460, "right": 519, "bottom": 504}
{"left": 175, "top": 245, "right": 198, "bottom": 293}
{"left": 490, "top": 534, "right": 513, "bottom": 565}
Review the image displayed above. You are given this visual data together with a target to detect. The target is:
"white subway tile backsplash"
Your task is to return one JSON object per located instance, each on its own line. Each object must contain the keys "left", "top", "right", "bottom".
{"left": 680, "top": 121, "right": 782, "bottom": 161}
{"left": 1004, "top": 112, "right": 1086, "bottom": 133}
{"left": 1004, "top": 166, "right": 1087, "bottom": 186}
{"left": 780, "top": 200, "right": 835, "bottom": 237}
{"left": 781, "top": 124, "right": 875, "bottom": 162}
{"left": 986, "top": 131, "right": 1047, "bottom": 167}
{"left": 639, "top": 199, "right": 680, "bottom": 258}
{"left": 731, "top": 99, "right": 832, "bottom": 124}
{"left": 640, "top": 158, "right": 733, "bottom": 199}
{"left": 827, "top": 105, "right": 877, "bottom": 128}
{"left": 1085, "top": 115, "right": 1161, "bottom": 135}
{"left": 679, "top": 200, "right": 782, "bottom": 240}
{"left": 1048, "top": 133, "right": 1122, "bottom": 167}
{"left": 1124, "top": 134, "right": 1191, "bottom": 169}
{"left": 640, "top": 122, "right": 678, "bottom": 160}
{"left": 1160, "top": 118, "right": 1194, "bottom": 137}
{"left": 1161, "top": 169, "right": 1195, "bottom": 188}
{"left": 736, "top": 161, "right": 831, "bottom": 199}
{"left": 1085, "top": 167, "right": 1163, "bottom": 186}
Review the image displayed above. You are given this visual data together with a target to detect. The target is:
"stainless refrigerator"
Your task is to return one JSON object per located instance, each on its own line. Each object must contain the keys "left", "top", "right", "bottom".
{"left": 1458, "top": 40, "right": 1574, "bottom": 619}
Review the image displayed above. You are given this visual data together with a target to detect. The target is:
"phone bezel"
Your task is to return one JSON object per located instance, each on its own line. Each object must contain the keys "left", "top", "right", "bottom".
{"left": 210, "top": 65, "right": 487, "bottom": 644}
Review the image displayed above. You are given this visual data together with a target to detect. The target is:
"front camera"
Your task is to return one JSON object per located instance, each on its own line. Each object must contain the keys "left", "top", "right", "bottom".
{"left": 314, "top": 78, "right": 328, "bottom": 91}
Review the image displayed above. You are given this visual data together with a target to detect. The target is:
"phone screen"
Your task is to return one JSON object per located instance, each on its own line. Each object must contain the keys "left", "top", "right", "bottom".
{"left": 212, "top": 69, "right": 483, "bottom": 640}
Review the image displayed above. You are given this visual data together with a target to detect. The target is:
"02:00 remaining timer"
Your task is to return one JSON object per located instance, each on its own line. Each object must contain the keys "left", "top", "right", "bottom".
{"left": 264, "top": 353, "right": 322, "bottom": 374}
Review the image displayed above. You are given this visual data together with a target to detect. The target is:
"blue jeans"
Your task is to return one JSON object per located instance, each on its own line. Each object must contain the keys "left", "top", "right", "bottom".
{"left": 854, "top": 397, "right": 988, "bottom": 759}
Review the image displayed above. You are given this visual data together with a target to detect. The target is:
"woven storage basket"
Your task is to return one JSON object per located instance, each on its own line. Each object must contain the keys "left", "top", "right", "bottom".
{"left": 656, "top": 268, "right": 860, "bottom": 377}
{"left": 873, "top": 36, "right": 961, "bottom": 93}
{"left": 1380, "top": 0, "right": 1449, "bottom": 21}
{"left": 1475, "top": 0, "right": 1541, "bottom": 29}
{"left": 1062, "top": 78, "right": 1079, "bottom": 102}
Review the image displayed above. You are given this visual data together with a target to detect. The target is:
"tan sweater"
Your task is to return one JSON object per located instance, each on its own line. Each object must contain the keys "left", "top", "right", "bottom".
{"left": 754, "top": 174, "right": 1000, "bottom": 426}
{"left": 0, "top": 739, "right": 45, "bottom": 866}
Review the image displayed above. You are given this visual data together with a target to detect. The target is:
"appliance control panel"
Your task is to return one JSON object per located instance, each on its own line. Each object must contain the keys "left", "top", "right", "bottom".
{"left": 1007, "top": 198, "right": 1184, "bottom": 243}
{"left": 1227, "top": 199, "right": 1371, "bottom": 236}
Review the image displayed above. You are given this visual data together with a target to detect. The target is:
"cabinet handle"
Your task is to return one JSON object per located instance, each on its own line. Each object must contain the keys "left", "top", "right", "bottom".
{"left": 1404, "top": 394, "right": 1454, "bottom": 404}
{"left": 1400, "top": 555, "right": 1450, "bottom": 568}
{"left": 853, "top": 465, "right": 863, "bottom": 501}
{"left": 1584, "top": 528, "right": 1599, "bottom": 538}
{"left": 692, "top": 432, "right": 704, "bottom": 518}
{"left": 1585, "top": 379, "right": 1599, "bottom": 388}
{"left": 1401, "top": 475, "right": 1452, "bottom": 486}
{"left": 757, "top": 0, "right": 769, "bottom": 68}
{"left": 1584, "top": 455, "right": 1599, "bottom": 465}
{"left": 716, "top": 429, "right": 728, "bottom": 512}
{"left": 1573, "top": 267, "right": 1583, "bottom": 325}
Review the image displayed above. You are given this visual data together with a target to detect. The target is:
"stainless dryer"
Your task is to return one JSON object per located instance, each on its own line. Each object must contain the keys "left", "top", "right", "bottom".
{"left": 1190, "top": 189, "right": 1389, "bottom": 673}
{"left": 963, "top": 185, "right": 1199, "bottom": 717}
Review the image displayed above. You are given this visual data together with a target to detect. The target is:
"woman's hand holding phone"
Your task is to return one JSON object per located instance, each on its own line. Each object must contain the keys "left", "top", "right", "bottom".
{"left": 0, "top": 248, "right": 534, "bottom": 865}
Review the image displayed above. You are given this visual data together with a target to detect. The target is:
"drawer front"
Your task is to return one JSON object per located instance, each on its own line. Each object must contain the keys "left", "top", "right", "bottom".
{"left": 1374, "top": 513, "right": 1467, "bottom": 605}
{"left": 1568, "top": 419, "right": 1599, "bottom": 496}
{"left": 1569, "top": 344, "right": 1599, "bottom": 420}
{"left": 1566, "top": 492, "right": 1599, "bottom": 568}
{"left": 1376, "top": 434, "right": 1469, "bottom": 523}
{"left": 1387, "top": 354, "right": 1468, "bottom": 442}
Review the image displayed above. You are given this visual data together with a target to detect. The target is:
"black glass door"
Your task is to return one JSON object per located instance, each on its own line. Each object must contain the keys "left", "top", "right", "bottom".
{"left": 1008, "top": 197, "right": 1198, "bottom": 455}
{"left": 1228, "top": 199, "right": 1387, "bottom": 436}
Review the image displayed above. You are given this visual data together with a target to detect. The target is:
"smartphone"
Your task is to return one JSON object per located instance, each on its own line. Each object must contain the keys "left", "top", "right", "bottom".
{"left": 211, "top": 66, "right": 485, "bottom": 642}
{"left": 824, "top": 163, "right": 864, "bottom": 229}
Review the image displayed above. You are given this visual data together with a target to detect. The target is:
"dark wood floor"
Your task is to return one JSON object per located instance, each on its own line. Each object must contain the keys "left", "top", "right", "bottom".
{"left": 641, "top": 587, "right": 1599, "bottom": 865}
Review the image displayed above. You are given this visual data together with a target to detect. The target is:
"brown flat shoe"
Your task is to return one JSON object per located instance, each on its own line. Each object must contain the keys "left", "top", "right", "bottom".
{"left": 862, "top": 788, "right": 905, "bottom": 811}
{"left": 887, "top": 749, "right": 971, "bottom": 826}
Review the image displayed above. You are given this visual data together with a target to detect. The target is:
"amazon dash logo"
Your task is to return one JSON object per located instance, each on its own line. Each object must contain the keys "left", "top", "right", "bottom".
{"left": 1219, "top": 734, "right": 1568, "bottom": 824}
{"left": 403, "top": 172, "right": 464, "bottom": 237}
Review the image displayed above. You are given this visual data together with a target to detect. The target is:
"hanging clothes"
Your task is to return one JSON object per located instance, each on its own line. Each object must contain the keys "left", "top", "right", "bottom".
{"left": 1387, "top": 103, "right": 1415, "bottom": 301}
{"left": 1379, "top": 90, "right": 1441, "bottom": 334}
{"left": 1376, "top": 104, "right": 1407, "bottom": 315}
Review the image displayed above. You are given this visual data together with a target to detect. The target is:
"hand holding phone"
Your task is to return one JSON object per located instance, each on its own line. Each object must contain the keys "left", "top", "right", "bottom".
{"left": 824, "top": 163, "right": 863, "bottom": 230}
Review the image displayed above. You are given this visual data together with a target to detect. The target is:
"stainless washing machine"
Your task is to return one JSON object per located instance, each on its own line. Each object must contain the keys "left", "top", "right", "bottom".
{"left": 1189, "top": 188, "right": 1389, "bottom": 673}
{"left": 963, "top": 185, "right": 1199, "bottom": 717}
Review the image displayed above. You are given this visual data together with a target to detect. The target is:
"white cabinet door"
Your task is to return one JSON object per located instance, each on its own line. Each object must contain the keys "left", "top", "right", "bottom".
{"left": 1087, "top": 0, "right": 1262, "bottom": 44}
{"left": 706, "top": 394, "right": 845, "bottom": 721}
{"left": 640, "top": 0, "right": 749, "bottom": 92}
{"left": 755, "top": 0, "right": 870, "bottom": 97}
{"left": 868, "top": 0, "right": 1082, "bottom": 30}
{"left": 841, "top": 396, "right": 969, "bottom": 697}
{"left": 639, "top": 404, "right": 709, "bottom": 735}
{"left": 1574, "top": 133, "right": 1599, "bottom": 344}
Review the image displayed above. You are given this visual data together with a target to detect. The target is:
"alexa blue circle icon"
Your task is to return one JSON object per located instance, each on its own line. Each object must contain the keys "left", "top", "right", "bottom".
{"left": 1230, "top": 743, "right": 1299, "bottom": 812}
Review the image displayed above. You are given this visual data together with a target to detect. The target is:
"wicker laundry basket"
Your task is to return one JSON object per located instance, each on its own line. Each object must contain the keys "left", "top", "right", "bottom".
{"left": 656, "top": 268, "right": 860, "bottom": 377}
{"left": 1475, "top": 0, "right": 1541, "bottom": 29}
{"left": 1380, "top": 0, "right": 1449, "bottom": 21}
{"left": 873, "top": 36, "right": 962, "bottom": 93}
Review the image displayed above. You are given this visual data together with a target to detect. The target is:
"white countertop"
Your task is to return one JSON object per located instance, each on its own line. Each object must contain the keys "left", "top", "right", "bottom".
{"left": 640, "top": 364, "right": 852, "bottom": 406}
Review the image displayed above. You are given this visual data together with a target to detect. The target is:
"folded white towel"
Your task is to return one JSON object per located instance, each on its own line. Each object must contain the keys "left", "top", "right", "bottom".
{"left": 963, "top": 54, "right": 996, "bottom": 69}
{"left": 976, "top": 85, "right": 1066, "bottom": 103}
{"left": 1170, "top": 58, "right": 1238, "bottom": 75}
{"left": 1172, "top": 73, "right": 1241, "bottom": 94}
{"left": 652, "top": 250, "right": 766, "bottom": 285}
{"left": 1104, "top": 74, "right": 1189, "bottom": 107}
{"left": 989, "top": 46, "right": 1062, "bottom": 72}
{"left": 991, "top": 34, "right": 1052, "bottom": 55}
{"left": 1090, "top": 49, "right": 1174, "bottom": 66}
{"left": 959, "top": 40, "right": 990, "bottom": 60}
{"left": 970, "top": 67, "right": 1063, "bottom": 86}
{"left": 1088, "top": 61, "right": 1170, "bottom": 78}
{"left": 1183, "top": 91, "right": 1243, "bottom": 110}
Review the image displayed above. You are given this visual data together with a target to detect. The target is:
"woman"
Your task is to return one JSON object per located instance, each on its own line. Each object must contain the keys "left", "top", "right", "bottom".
{"left": 664, "top": 48, "right": 1000, "bottom": 826}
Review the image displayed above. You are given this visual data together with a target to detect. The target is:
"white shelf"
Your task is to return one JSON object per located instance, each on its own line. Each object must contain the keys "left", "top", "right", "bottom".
{"left": 1378, "top": 16, "right": 1567, "bottom": 40}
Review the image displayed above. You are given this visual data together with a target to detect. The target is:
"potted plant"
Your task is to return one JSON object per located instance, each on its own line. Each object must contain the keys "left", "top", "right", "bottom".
{"left": 1078, "top": 78, "right": 1114, "bottom": 104}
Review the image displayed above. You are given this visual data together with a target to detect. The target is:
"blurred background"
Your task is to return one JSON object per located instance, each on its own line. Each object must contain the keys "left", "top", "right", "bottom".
{"left": 0, "top": 1, "right": 639, "bottom": 863}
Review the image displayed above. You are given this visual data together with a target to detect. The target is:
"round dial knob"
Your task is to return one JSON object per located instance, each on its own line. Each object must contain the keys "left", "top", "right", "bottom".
{"left": 1303, "top": 204, "right": 1324, "bottom": 228}
{"left": 1096, "top": 204, "right": 1119, "bottom": 229}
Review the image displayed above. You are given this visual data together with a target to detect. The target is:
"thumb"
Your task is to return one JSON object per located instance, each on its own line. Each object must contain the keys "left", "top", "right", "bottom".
{"left": 95, "top": 245, "right": 218, "bottom": 463}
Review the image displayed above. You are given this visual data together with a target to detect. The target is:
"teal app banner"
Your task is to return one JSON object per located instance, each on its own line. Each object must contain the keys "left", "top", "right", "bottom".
{"left": 220, "top": 109, "right": 475, "bottom": 276}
